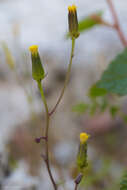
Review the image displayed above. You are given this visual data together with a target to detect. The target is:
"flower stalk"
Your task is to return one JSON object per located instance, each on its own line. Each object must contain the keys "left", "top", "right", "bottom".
{"left": 29, "top": 4, "right": 79, "bottom": 190}
{"left": 29, "top": 45, "right": 57, "bottom": 190}
{"left": 74, "top": 133, "right": 90, "bottom": 190}
{"left": 37, "top": 80, "right": 58, "bottom": 190}
{"left": 49, "top": 38, "right": 75, "bottom": 116}
{"left": 106, "top": 0, "right": 127, "bottom": 47}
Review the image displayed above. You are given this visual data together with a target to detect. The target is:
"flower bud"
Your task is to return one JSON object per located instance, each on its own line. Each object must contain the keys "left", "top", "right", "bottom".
{"left": 68, "top": 5, "right": 79, "bottom": 39}
{"left": 29, "top": 45, "right": 45, "bottom": 81}
{"left": 77, "top": 133, "right": 90, "bottom": 171}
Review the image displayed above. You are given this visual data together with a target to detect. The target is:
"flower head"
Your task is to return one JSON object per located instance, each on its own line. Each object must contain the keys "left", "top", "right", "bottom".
{"left": 29, "top": 45, "right": 38, "bottom": 56}
{"left": 68, "top": 4, "right": 79, "bottom": 39}
{"left": 29, "top": 45, "right": 45, "bottom": 81}
{"left": 80, "top": 133, "right": 90, "bottom": 144}
{"left": 68, "top": 4, "right": 77, "bottom": 12}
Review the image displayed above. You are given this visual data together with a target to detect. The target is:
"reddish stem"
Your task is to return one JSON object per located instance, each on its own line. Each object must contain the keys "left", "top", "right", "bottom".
{"left": 106, "top": 0, "right": 127, "bottom": 47}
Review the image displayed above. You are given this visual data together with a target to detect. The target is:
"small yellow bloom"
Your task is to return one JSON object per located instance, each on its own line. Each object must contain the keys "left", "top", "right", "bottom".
{"left": 68, "top": 4, "right": 77, "bottom": 12}
{"left": 29, "top": 45, "right": 38, "bottom": 55}
{"left": 80, "top": 133, "right": 90, "bottom": 144}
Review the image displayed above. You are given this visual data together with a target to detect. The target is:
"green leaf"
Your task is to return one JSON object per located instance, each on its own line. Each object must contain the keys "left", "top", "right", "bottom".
{"left": 78, "top": 11, "right": 103, "bottom": 33}
{"left": 72, "top": 103, "right": 89, "bottom": 114}
{"left": 110, "top": 106, "right": 119, "bottom": 118}
{"left": 89, "top": 85, "right": 107, "bottom": 98}
{"left": 120, "top": 171, "right": 127, "bottom": 190}
{"left": 122, "top": 115, "right": 127, "bottom": 124}
{"left": 96, "top": 48, "right": 127, "bottom": 96}
{"left": 89, "top": 101, "right": 97, "bottom": 115}
{"left": 100, "top": 98, "right": 108, "bottom": 112}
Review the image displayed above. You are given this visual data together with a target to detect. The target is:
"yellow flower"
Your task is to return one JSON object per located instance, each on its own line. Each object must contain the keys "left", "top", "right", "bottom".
{"left": 68, "top": 4, "right": 77, "bottom": 12}
{"left": 29, "top": 45, "right": 38, "bottom": 55}
{"left": 80, "top": 133, "right": 90, "bottom": 144}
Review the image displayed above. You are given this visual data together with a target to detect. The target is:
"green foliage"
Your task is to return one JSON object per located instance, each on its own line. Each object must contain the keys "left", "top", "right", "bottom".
{"left": 96, "top": 48, "right": 127, "bottom": 96}
{"left": 72, "top": 102, "right": 88, "bottom": 114}
{"left": 120, "top": 171, "right": 127, "bottom": 190}
{"left": 77, "top": 142, "right": 88, "bottom": 172}
{"left": 122, "top": 115, "right": 127, "bottom": 124}
{"left": 110, "top": 106, "right": 119, "bottom": 118}
{"left": 100, "top": 98, "right": 108, "bottom": 112}
{"left": 80, "top": 159, "right": 112, "bottom": 189}
{"left": 89, "top": 85, "right": 107, "bottom": 98}
{"left": 78, "top": 11, "right": 103, "bottom": 33}
{"left": 89, "top": 100, "right": 98, "bottom": 115}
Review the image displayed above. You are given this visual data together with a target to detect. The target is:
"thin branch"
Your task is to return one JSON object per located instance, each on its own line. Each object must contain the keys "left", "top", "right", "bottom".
{"left": 106, "top": 0, "right": 127, "bottom": 47}
{"left": 74, "top": 184, "right": 78, "bottom": 190}
{"left": 90, "top": 15, "right": 114, "bottom": 28}
{"left": 37, "top": 81, "right": 57, "bottom": 190}
{"left": 49, "top": 38, "right": 75, "bottom": 116}
{"left": 74, "top": 173, "right": 83, "bottom": 190}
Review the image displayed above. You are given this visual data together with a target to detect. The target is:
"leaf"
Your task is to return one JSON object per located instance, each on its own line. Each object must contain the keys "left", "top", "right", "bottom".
{"left": 110, "top": 106, "right": 119, "bottom": 118}
{"left": 89, "top": 101, "right": 97, "bottom": 115}
{"left": 78, "top": 11, "right": 103, "bottom": 33}
{"left": 120, "top": 171, "right": 127, "bottom": 190}
{"left": 89, "top": 85, "right": 107, "bottom": 98}
{"left": 100, "top": 98, "right": 108, "bottom": 112}
{"left": 72, "top": 103, "right": 89, "bottom": 114}
{"left": 96, "top": 48, "right": 127, "bottom": 96}
{"left": 122, "top": 115, "right": 127, "bottom": 124}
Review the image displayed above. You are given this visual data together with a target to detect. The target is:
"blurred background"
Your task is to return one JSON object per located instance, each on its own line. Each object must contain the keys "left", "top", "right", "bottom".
{"left": 0, "top": 0, "right": 127, "bottom": 189}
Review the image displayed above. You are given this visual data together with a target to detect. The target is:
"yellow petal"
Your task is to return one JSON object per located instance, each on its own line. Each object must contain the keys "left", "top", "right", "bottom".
{"left": 80, "top": 133, "right": 90, "bottom": 144}
{"left": 29, "top": 45, "right": 38, "bottom": 55}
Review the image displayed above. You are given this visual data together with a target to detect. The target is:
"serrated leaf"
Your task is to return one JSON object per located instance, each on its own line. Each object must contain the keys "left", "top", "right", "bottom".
{"left": 96, "top": 48, "right": 127, "bottom": 96}
{"left": 78, "top": 11, "right": 103, "bottom": 33}
{"left": 89, "top": 85, "right": 107, "bottom": 98}
{"left": 72, "top": 103, "right": 89, "bottom": 114}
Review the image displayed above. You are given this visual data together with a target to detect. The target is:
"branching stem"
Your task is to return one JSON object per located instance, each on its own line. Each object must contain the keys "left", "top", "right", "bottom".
{"left": 49, "top": 38, "right": 76, "bottom": 116}
{"left": 37, "top": 38, "right": 76, "bottom": 190}
{"left": 37, "top": 80, "right": 57, "bottom": 190}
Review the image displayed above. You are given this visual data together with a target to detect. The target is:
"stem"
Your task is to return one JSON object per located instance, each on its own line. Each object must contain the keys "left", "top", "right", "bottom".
{"left": 74, "top": 173, "right": 83, "bottom": 190}
{"left": 37, "top": 80, "right": 57, "bottom": 190}
{"left": 74, "top": 184, "right": 78, "bottom": 190}
{"left": 49, "top": 38, "right": 76, "bottom": 116}
{"left": 90, "top": 15, "right": 114, "bottom": 28}
{"left": 106, "top": 0, "right": 127, "bottom": 47}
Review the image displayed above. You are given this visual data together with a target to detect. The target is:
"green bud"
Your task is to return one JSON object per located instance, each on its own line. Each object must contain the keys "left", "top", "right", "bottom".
{"left": 77, "top": 142, "right": 88, "bottom": 171}
{"left": 76, "top": 133, "right": 89, "bottom": 171}
{"left": 68, "top": 5, "right": 80, "bottom": 39}
{"left": 29, "top": 45, "right": 45, "bottom": 81}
